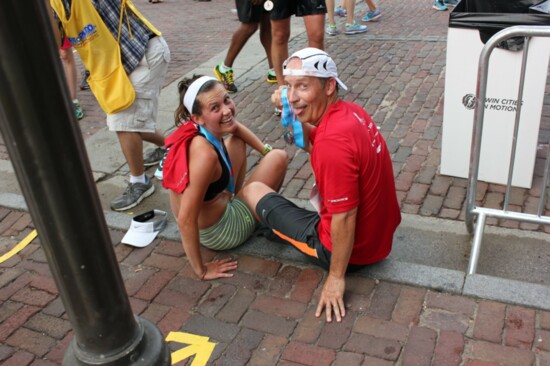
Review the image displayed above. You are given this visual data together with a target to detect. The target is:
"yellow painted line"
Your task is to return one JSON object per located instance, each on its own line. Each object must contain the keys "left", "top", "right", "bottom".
{"left": 0, "top": 229, "right": 37, "bottom": 263}
{"left": 166, "top": 331, "right": 216, "bottom": 366}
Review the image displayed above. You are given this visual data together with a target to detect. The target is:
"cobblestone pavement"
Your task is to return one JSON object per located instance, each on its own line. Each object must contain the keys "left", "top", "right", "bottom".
{"left": 1, "top": 207, "right": 550, "bottom": 365}
{"left": 2, "top": 0, "right": 550, "bottom": 364}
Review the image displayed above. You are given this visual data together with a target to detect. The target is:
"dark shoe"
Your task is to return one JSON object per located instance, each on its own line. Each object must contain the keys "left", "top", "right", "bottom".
{"left": 110, "top": 176, "right": 155, "bottom": 211}
{"left": 144, "top": 147, "right": 166, "bottom": 167}
{"left": 80, "top": 70, "right": 90, "bottom": 90}
{"left": 213, "top": 64, "right": 238, "bottom": 93}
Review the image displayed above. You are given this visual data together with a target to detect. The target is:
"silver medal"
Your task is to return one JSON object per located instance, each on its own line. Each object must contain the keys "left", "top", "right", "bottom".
{"left": 264, "top": 0, "right": 274, "bottom": 11}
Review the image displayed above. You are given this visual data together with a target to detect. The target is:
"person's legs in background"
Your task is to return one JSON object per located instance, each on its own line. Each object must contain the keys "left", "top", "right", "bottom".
{"left": 59, "top": 41, "right": 84, "bottom": 120}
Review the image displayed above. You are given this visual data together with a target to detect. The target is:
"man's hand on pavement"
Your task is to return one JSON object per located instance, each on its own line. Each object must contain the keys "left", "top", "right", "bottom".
{"left": 315, "top": 273, "right": 346, "bottom": 322}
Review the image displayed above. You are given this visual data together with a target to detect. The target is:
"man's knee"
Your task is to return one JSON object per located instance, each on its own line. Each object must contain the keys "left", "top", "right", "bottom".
{"left": 271, "top": 22, "right": 290, "bottom": 44}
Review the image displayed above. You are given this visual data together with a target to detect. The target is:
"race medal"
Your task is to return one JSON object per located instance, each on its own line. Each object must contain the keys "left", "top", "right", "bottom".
{"left": 264, "top": 0, "right": 274, "bottom": 11}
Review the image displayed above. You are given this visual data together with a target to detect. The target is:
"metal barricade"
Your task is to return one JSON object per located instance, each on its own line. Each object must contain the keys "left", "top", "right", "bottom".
{"left": 465, "top": 25, "right": 550, "bottom": 275}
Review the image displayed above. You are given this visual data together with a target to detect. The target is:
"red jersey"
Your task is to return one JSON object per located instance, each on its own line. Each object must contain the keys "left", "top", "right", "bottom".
{"left": 310, "top": 100, "right": 401, "bottom": 265}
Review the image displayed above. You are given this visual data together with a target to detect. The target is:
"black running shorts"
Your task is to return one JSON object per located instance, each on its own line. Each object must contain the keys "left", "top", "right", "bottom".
{"left": 270, "top": 0, "right": 327, "bottom": 20}
{"left": 236, "top": 0, "right": 266, "bottom": 23}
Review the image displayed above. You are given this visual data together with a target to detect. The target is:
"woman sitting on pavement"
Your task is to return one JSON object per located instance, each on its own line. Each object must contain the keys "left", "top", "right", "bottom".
{"left": 163, "top": 75, "right": 288, "bottom": 281}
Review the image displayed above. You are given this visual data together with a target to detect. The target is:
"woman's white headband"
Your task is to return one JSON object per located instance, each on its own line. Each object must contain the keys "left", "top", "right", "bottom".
{"left": 183, "top": 76, "right": 217, "bottom": 113}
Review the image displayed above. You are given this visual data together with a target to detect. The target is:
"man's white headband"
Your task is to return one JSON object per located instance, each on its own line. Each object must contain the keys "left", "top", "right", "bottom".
{"left": 183, "top": 76, "right": 217, "bottom": 113}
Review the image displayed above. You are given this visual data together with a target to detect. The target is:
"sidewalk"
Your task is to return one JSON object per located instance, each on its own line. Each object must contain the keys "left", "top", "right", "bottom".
{"left": 1, "top": 0, "right": 550, "bottom": 364}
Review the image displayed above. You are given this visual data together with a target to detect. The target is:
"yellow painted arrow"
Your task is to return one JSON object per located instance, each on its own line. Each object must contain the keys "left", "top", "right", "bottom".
{"left": 166, "top": 331, "right": 216, "bottom": 366}
{"left": 0, "top": 229, "right": 37, "bottom": 263}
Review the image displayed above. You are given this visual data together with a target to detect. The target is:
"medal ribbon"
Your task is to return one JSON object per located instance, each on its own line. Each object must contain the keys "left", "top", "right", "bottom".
{"left": 199, "top": 126, "right": 235, "bottom": 193}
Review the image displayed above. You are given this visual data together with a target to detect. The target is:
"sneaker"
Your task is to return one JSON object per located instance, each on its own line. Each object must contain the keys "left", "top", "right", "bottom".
{"left": 80, "top": 70, "right": 90, "bottom": 90}
{"left": 334, "top": 6, "right": 347, "bottom": 17}
{"left": 73, "top": 99, "right": 84, "bottom": 120}
{"left": 326, "top": 25, "right": 339, "bottom": 36}
{"left": 344, "top": 21, "right": 368, "bottom": 35}
{"left": 432, "top": 0, "right": 448, "bottom": 10}
{"left": 444, "top": 0, "right": 458, "bottom": 6}
{"left": 213, "top": 64, "right": 238, "bottom": 93}
{"left": 267, "top": 69, "right": 277, "bottom": 83}
{"left": 361, "top": 8, "right": 382, "bottom": 22}
{"left": 143, "top": 147, "right": 166, "bottom": 167}
{"left": 153, "top": 148, "right": 169, "bottom": 180}
{"left": 110, "top": 176, "right": 155, "bottom": 211}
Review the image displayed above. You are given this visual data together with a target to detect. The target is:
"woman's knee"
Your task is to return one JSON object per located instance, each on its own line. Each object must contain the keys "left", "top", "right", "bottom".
{"left": 266, "top": 149, "right": 288, "bottom": 170}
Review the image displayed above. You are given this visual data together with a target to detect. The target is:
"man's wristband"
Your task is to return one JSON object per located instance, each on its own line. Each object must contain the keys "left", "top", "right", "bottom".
{"left": 261, "top": 144, "right": 272, "bottom": 156}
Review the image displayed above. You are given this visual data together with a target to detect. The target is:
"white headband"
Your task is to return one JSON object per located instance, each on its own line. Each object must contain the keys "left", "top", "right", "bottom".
{"left": 183, "top": 76, "right": 217, "bottom": 113}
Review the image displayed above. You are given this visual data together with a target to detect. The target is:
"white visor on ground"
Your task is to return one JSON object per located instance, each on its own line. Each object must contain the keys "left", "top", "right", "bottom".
{"left": 122, "top": 209, "right": 168, "bottom": 247}
{"left": 282, "top": 47, "right": 348, "bottom": 90}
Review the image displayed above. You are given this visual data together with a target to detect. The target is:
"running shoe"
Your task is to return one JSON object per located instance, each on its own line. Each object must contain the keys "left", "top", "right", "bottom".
{"left": 267, "top": 69, "right": 277, "bottom": 83}
{"left": 110, "top": 176, "right": 155, "bottom": 212}
{"left": 73, "top": 99, "right": 84, "bottom": 120}
{"left": 334, "top": 6, "right": 347, "bottom": 17}
{"left": 326, "top": 25, "right": 339, "bottom": 36}
{"left": 361, "top": 8, "right": 382, "bottom": 22}
{"left": 444, "top": 0, "right": 458, "bottom": 6}
{"left": 344, "top": 22, "right": 368, "bottom": 35}
{"left": 80, "top": 70, "right": 90, "bottom": 90}
{"left": 143, "top": 147, "right": 166, "bottom": 167}
{"left": 433, "top": 0, "right": 448, "bottom": 10}
{"left": 213, "top": 64, "right": 237, "bottom": 93}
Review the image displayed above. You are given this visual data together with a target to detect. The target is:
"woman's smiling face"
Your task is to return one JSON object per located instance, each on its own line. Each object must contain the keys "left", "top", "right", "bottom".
{"left": 193, "top": 83, "right": 237, "bottom": 138}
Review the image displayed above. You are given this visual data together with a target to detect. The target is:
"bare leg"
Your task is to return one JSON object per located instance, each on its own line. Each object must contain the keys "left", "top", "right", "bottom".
{"left": 303, "top": 14, "right": 325, "bottom": 50}
{"left": 326, "top": 0, "right": 336, "bottom": 27}
{"left": 346, "top": 0, "right": 356, "bottom": 24}
{"left": 365, "top": 0, "right": 376, "bottom": 12}
{"left": 140, "top": 131, "right": 165, "bottom": 147}
{"left": 259, "top": 13, "right": 273, "bottom": 68}
{"left": 240, "top": 181, "right": 277, "bottom": 222}
{"left": 224, "top": 22, "right": 259, "bottom": 68}
{"left": 271, "top": 17, "right": 291, "bottom": 86}
{"left": 242, "top": 149, "right": 287, "bottom": 192}
{"left": 59, "top": 48, "right": 77, "bottom": 100}
{"left": 117, "top": 132, "right": 145, "bottom": 177}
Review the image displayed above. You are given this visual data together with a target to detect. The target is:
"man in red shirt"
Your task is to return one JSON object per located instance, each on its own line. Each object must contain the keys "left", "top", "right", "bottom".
{"left": 242, "top": 48, "right": 401, "bottom": 323}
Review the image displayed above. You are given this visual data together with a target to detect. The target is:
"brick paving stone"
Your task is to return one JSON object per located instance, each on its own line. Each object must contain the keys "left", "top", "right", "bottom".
{"left": 317, "top": 312, "right": 357, "bottom": 349}
{"left": 344, "top": 333, "right": 401, "bottom": 361}
{"left": 25, "top": 313, "right": 71, "bottom": 340}
{"left": 235, "top": 256, "right": 281, "bottom": 277}
{"left": 30, "top": 359, "right": 59, "bottom": 366}
{"left": 333, "top": 351, "right": 364, "bottom": 366}
{"left": 183, "top": 314, "right": 239, "bottom": 343}
{"left": 290, "top": 268, "right": 323, "bottom": 304}
{"left": 248, "top": 334, "right": 288, "bottom": 366}
{"left": 426, "top": 291, "right": 477, "bottom": 317}
{"left": 292, "top": 306, "right": 324, "bottom": 344}
{"left": 536, "top": 329, "right": 550, "bottom": 352}
{"left": 393, "top": 286, "right": 426, "bottom": 325}
{"left": 6, "top": 328, "right": 56, "bottom": 357}
{"left": 473, "top": 301, "right": 505, "bottom": 343}
{"left": 29, "top": 276, "right": 58, "bottom": 295}
{"left": 466, "top": 340, "right": 534, "bottom": 365}
{"left": 0, "top": 305, "right": 40, "bottom": 342}
{"left": 269, "top": 265, "right": 301, "bottom": 298}
{"left": 240, "top": 310, "right": 296, "bottom": 338}
{"left": 405, "top": 183, "right": 429, "bottom": 205}
{"left": 542, "top": 311, "right": 550, "bottom": 330}
{"left": 433, "top": 331, "right": 464, "bottom": 366}
{"left": 156, "top": 307, "right": 190, "bottom": 335}
{"left": 281, "top": 341, "right": 336, "bottom": 366}
{"left": 121, "top": 265, "right": 156, "bottom": 297}
{"left": 214, "top": 328, "right": 263, "bottom": 366}
{"left": 250, "top": 295, "right": 307, "bottom": 319}
{"left": 2, "top": 350, "right": 35, "bottom": 366}
{"left": 0, "top": 211, "right": 24, "bottom": 235}
{"left": 43, "top": 332, "right": 72, "bottom": 365}
{"left": 368, "top": 282, "right": 401, "bottom": 320}
{"left": 421, "top": 309, "right": 471, "bottom": 334}
{"left": 134, "top": 270, "right": 177, "bottom": 301}
{"left": 353, "top": 315, "right": 409, "bottom": 342}
{"left": 504, "top": 306, "right": 535, "bottom": 350}
{"left": 217, "top": 287, "right": 255, "bottom": 324}
{"left": 362, "top": 356, "right": 394, "bottom": 366}
{"left": 197, "top": 283, "right": 237, "bottom": 318}
{"left": 11, "top": 287, "right": 56, "bottom": 308}
{"left": 0, "top": 344, "right": 14, "bottom": 361}
{"left": 0, "top": 300, "right": 23, "bottom": 323}
{"left": 401, "top": 326, "right": 437, "bottom": 366}
{"left": 42, "top": 298, "right": 65, "bottom": 318}
{"left": 142, "top": 253, "right": 185, "bottom": 272}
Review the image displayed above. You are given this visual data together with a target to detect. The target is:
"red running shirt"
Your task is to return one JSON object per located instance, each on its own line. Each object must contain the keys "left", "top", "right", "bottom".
{"left": 310, "top": 100, "right": 401, "bottom": 265}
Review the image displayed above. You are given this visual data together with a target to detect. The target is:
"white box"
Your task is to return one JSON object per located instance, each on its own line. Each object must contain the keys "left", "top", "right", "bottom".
{"left": 441, "top": 27, "right": 550, "bottom": 188}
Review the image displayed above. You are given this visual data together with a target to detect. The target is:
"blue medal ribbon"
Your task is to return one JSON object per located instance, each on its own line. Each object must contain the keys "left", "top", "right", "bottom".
{"left": 198, "top": 125, "right": 235, "bottom": 193}
{"left": 281, "top": 87, "right": 305, "bottom": 148}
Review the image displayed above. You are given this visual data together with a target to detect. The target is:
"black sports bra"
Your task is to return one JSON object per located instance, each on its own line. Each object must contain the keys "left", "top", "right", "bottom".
{"left": 203, "top": 139, "right": 230, "bottom": 201}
